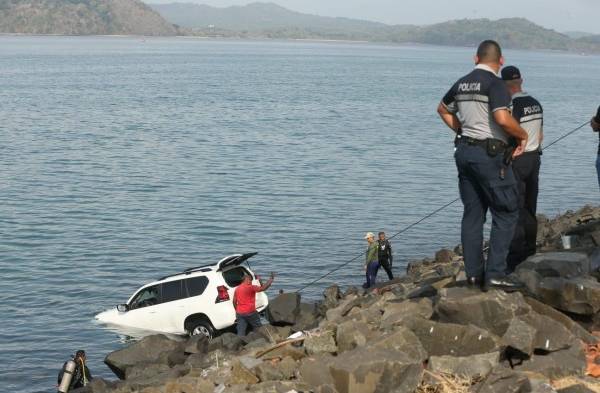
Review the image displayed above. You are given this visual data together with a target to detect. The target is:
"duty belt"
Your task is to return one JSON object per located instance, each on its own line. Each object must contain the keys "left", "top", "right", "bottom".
{"left": 458, "top": 136, "right": 507, "bottom": 149}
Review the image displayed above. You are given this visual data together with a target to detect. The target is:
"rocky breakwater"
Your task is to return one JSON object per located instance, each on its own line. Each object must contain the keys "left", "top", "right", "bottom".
{"left": 79, "top": 205, "right": 600, "bottom": 393}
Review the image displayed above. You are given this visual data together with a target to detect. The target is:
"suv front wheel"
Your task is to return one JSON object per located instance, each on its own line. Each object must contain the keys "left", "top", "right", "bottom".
{"left": 190, "top": 320, "right": 215, "bottom": 339}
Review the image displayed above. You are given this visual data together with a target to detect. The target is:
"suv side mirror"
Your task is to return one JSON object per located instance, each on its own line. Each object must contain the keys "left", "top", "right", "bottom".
{"left": 117, "top": 304, "right": 129, "bottom": 312}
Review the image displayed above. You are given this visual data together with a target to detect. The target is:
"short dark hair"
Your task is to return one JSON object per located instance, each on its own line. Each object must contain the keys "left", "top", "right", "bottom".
{"left": 477, "top": 40, "right": 502, "bottom": 63}
{"left": 378, "top": 232, "right": 385, "bottom": 236}
{"left": 75, "top": 350, "right": 86, "bottom": 359}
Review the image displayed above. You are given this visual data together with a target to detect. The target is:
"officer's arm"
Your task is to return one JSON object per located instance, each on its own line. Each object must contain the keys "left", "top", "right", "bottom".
{"left": 493, "top": 109, "right": 528, "bottom": 156}
{"left": 437, "top": 103, "right": 461, "bottom": 133}
{"left": 592, "top": 117, "right": 600, "bottom": 132}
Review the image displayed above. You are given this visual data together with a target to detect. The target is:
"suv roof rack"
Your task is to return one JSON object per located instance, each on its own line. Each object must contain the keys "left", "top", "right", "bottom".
{"left": 158, "top": 265, "right": 214, "bottom": 281}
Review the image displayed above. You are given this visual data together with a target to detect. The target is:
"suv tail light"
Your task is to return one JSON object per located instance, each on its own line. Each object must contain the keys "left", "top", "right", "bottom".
{"left": 215, "top": 285, "right": 230, "bottom": 303}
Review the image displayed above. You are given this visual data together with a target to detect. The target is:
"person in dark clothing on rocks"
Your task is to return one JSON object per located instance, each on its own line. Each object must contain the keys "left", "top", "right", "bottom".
{"left": 437, "top": 40, "right": 529, "bottom": 292}
{"left": 502, "top": 66, "right": 544, "bottom": 272}
{"left": 57, "top": 350, "right": 92, "bottom": 392}
{"left": 233, "top": 272, "right": 274, "bottom": 336}
{"left": 363, "top": 232, "right": 379, "bottom": 288}
{"left": 377, "top": 231, "right": 394, "bottom": 280}
{"left": 591, "top": 106, "right": 600, "bottom": 190}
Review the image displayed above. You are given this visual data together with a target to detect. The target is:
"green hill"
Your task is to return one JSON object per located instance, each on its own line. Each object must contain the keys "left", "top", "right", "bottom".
{"left": 152, "top": 2, "right": 599, "bottom": 52}
{"left": 0, "top": 0, "right": 177, "bottom": 35}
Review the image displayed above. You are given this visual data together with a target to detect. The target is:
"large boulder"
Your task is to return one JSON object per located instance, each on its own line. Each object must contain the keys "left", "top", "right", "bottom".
{"left": 428, "top": 351, "right": 500, "bottom": 379}
{"left": 380, "top": 298, "right": 433, "bottom": 328}
{"left": 336, "top": 320, "right": 375, "bottom": 353}
{"left": 208, "top": 332, "right": 244, "bottom": 352}
{"left": 267, "top": 293, "right": 301, "bottom": 325}
{"left": 371, "top": 326, "right": 428, "bottom": 362}
{"left": 517, "top": 252, "right": 591, "bottom": 277}
{"left": 403, "top": 317, "right": 501, "bottom": 357}
{"left": 511, "top": 343, "right": 587, "bottom": 380}
{"left": 501, "top": 318, "right": 537, "bottom": 357}
{"left": 293, "top": 303, "right": 320, "bottom": 331}
{"left": 476, "top": 367, "right": 552, "bottom": 393}
{"left": 435, "top": 288, "right": 531, "bottom": 336}
{"left": 526, "top": 276, "right": 600, "bottom": 316}
{"left": 252, "top": 356, "right": 297, "bottom": 382}
{"left": 523, "top": 297, "right": 597, "bottom": 344}
{"left": 298, "top": 353, "right": 336, "bottom": 388}
{"left": 323, "top": 285, "right": 342, "bottom": 310}
{"left": 104, "top": 334, "right": 182, "bottom": 379}
{"left": 328, "top": 347, "right": 423, "bottom": 393}
{"left": 304, "top": 330, "right": 337, "bottom": 355}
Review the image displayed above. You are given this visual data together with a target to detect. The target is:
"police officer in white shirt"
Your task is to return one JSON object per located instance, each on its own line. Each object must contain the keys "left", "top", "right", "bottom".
{"left": 501, "top": 65, "right": 544, "bottom": 272}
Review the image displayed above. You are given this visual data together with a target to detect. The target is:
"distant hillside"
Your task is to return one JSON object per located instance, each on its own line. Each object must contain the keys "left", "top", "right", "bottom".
{"left": 152, "top": 2, "right": 600, "bottom": 52}
{"left": 0, "top": 0, "right": 177, "bottom": 35}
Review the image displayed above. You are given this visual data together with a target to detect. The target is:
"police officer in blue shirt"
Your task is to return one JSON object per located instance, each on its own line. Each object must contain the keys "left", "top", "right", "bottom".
{"left": 437, "top": 40, "right": 528, "bottom": 291}
{"left": 501, "top": 66, "right": 544, "bottom": 271}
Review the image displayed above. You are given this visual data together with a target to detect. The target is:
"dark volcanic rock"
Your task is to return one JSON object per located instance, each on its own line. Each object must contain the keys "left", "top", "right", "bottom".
{"left": 329, "top": 347, "right": 423, "bottom": 393}
{"left": 208, "top": 332, "right": 244, "bottom": 352}
{"left": 428, "top": 351, "right": 500, "bottom": 379}
{"left": 184, "top": 335, "right": 209, "bottom": 354}
{"left": 435, "top": 248, "right": 456, "bottom": 264}
{"left": 104, "top": 334, "right": 182, "bottom": 379}
{"left": 403, "top": 317, "right": 500, "bottom": 357}
{"left": 304, "top": 330, "right": 337, "bottom": 355}
{"left": 336, "top": 320, "right": 375, "bottom": 353}
{"left": 371, "top": 326, "right": 428, "bottom": 362}
{"left": 514, "top": 343, "right": 587, "bottom": 379}
{"left": 502, "top": 318, "right": 536, "bottom": 357}
{"left": 323, "top": 285, "right": 342, "bottom": 309}
{"left": 435, "top": 288, "right": 531, "bottom": 336}
{"left": 476, "top": 367, "right": 551, "bottom": 393}
{"left": 298, "top": 353, "right": 336, "bottom": 387}
{"left": 293, "top": 302, "right": 320, "bottom": 331}
{"left": 267, "top": 292, "right": 301, "bottom": 325}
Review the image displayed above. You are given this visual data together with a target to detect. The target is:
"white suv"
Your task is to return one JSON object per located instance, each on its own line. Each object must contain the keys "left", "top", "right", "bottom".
{"left": 95, "top": 253, "right": 268, "bottom": 338}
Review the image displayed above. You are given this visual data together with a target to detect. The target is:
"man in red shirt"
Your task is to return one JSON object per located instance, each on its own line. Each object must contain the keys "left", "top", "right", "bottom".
{"left": 233, "top": 272, "right": 275, "bottom": 336}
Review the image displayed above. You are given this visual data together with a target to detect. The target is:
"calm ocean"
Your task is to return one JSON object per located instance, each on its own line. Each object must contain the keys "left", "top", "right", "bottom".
{"left": 0, "top": 36, "right": 598, "bottom": 392}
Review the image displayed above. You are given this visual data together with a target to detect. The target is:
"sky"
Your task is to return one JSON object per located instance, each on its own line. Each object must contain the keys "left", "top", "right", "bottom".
{"left": 145, "top": 0, "right": 600, "bottom": 34}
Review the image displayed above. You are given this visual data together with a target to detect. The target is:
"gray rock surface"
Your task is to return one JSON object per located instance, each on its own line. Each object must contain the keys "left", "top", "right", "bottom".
{"left": 267, "top": 292, "right": 301, "bottom": 325}
{"left": 428, "top": 351, "right": 500, "bottom": 379}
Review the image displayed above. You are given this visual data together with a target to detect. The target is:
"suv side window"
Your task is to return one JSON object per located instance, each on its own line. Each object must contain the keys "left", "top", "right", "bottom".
{"left": 129, "top": 285, "right": 159, "bottom": 310}
{"left": 161, "top": 280, "right": 185, "bottom": 303}
{"left": 222, "top": 266, "right": 250, "bottom": 287}
{"left": 185, "top": 276, "right": 209, "bottom": 297}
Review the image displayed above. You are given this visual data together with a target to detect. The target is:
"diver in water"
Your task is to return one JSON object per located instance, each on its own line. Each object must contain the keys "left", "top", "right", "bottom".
{"left": 57, "top": 350, "right": 92, "bottom": 392}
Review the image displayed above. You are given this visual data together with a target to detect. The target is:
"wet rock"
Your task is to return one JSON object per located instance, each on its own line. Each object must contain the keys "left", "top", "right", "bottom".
{"left": 323, "top": 285, "right": 342, "bottom": 309}
{"left": 328, "top": 347, "right": 423, "bottom": 393}
{"left": 403, "top": 317, "right": 501, "bottom": 357}
{"left": 428, "top": 351, "right": 500, "bottom": 379}
{"left": 230, "top": 359, "right": 259, "bottom": 385}
{"left": 502, "top": 318, "right": 536, "bottom": 357}
{"left": 336, "top": 320, "right": 375, "bottom": 353}
{"left": 184, "top": 335, "right": 209, "bottom": 355}
{"left": 371, "top": 326, "right": 428, "bottom": 362}
{"left": 305, "top": 330, "right": 337, "bottom": 355}
{"left": 435, "top": 289, "right": 531, "bottom": 336}
{"left": 267, "top": 293, "right": 301, "bottom": 326}
{"left": 104, "top": 334, "right": 182, "bottom": 379}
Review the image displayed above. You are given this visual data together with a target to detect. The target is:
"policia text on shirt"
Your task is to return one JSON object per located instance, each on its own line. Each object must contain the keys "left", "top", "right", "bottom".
{"left": 437, "top": 40, "right": 528, "bottom": 292}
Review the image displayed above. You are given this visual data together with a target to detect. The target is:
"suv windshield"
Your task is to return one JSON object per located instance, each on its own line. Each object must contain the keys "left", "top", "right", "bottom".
{"left": 129, "top": 285, "right": 159, "bottom": 310}
{"left": 222, "top": 266, "right": 251, "bottom": 287}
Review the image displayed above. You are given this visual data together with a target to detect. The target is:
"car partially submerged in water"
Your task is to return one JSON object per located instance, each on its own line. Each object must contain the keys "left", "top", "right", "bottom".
{"left": 95, "top": 253, "right": 268, "bottom": 339}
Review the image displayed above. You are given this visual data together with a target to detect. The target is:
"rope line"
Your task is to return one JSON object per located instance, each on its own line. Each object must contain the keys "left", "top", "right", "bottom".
{"left": 296, "top": 120, "right": 590, "bottom": 293}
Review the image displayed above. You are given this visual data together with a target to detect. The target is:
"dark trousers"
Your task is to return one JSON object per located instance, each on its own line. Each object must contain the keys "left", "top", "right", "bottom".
{"left": 236, "top": 312, "right": 262, "bottom": 336}
{"left": 364, "top": 261, "right": 379, "bottom": 288}
{"left": 507, "top": 152, "right": 541, "bottom": 271}
{"left": 378, "top": 260, "right": 394, "bottom": 280}
{"left": 455, "top": 143, "right": 519, "bottom": 280}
